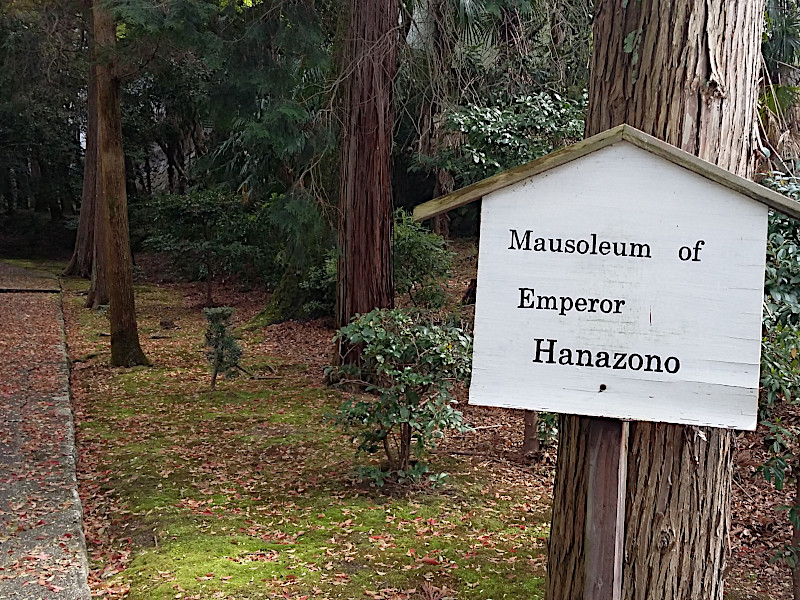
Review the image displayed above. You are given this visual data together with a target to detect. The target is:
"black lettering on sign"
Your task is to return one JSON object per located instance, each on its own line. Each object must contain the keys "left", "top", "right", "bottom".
{"left": 507, "top": 230, "right": 652, "bottom": 259}
{"left": 517, "top": 288, "right": 626, "bottom": 316}
{"left": 531, "top": 338, "right": 681, "bottom": 374}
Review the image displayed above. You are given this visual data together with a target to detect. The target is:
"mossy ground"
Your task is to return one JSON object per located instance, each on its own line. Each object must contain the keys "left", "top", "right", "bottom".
{"left": 60, "top": 272, "right": 550, "bottom": 600}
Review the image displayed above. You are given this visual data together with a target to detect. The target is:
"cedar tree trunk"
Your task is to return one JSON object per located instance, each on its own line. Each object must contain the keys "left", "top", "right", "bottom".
{"left": 335, "top": 0, "right": 397, "bottom": 361}
{"left": 93, "top": 1, "right": 148, "bottom": 367}
{"left": 546, "top": 2, "right": 764, "bottom": 599}
{"left": 66, "top": 16, "right": 98, "bottom": 279}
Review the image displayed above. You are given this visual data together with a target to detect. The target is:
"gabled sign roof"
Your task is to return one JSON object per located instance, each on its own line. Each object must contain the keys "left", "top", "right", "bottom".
{"left": 412, "top": 124, "right": 800, "bottom": 222}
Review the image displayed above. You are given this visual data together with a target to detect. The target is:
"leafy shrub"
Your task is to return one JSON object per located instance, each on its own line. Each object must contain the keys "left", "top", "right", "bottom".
{"left": 757, "top": 174, "right": 800, "bottom": 569}
{"left": 291, "top": 212, "right": 455, "bottom": 318}
{"left": 416, "top": 92, "right": 586, "bottom": 187}
{"left": 297, "top": 250, "right": 337, "bottom": 318}
{"left": 329, "top": 308, "right": 473, "bottom": 487}
{"left": 393, "top": 211, "right": 454, "bottom": 308}
{"left": 760, "top": 176, "right": 800, "bottom": 415}
{"left": 204, "top": 307, "right": 242, "bottom": 390}
{"left": 144, "top": 190, "right": 275, "bottom": 304}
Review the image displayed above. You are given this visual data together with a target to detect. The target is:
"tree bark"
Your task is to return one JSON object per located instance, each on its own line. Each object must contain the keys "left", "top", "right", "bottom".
{"left": 65, "top": 16, "right": 98, "bottom": 279}
{"left": 521, "top": 410, "right": 540, "bottom": 455}
{"left": 546, "top": 2, "right": 764, "bottom": 599}
{"left": 93, "top": 0, "right": 148, "bottom": 367}
{"left": 86, "top": 128, "right": 108, "bottom": 309}
{"left": 335, "top": 0, "right": 397, "bottom": 362}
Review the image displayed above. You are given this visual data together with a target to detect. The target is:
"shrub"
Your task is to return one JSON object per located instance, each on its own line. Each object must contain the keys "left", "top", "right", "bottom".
{"left": 329, "top": 308, "right": 473, "bottom": 487}
{"left": 144, "top": 190, "right": 273, "bottom": 305}
{"left": 204, "top": 307, "right": 242, "bottom": 390}
{"left": 415, "top": 92, "right": 586, "bottom": 187}
{"left": 393, "top": 211, "right": 455, "bottom": 308}
{"left": 291, "top": 212, "right": 455, "bottom": 319}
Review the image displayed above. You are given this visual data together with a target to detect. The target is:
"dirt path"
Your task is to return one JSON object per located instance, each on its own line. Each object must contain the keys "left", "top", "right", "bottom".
{"left": 0, "top": 261, "right": 89, "bottom": 599}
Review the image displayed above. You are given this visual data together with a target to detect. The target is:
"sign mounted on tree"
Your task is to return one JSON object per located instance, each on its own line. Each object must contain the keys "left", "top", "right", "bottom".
{"left": 414, "top": 125, "right": 800, "bottom": 431}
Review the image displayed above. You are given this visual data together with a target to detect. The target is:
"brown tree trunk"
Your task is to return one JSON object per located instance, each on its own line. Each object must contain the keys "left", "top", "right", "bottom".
{"left": 521, "top": 410, "right": 540, "bottom": 455}
{"left": 87, "top": 132, "right": 108, "bottom": 309}
{"left": 335, "top": 0, "right": 397, "bottom": 362}
{"left": 65, "top": 17, "right": 98, "bottom": 279}
{"left": 93, "top": 0, "right": 148, "bottom": 367}
{"left": 546, "top": 2, "right": 764, "bottom": 599}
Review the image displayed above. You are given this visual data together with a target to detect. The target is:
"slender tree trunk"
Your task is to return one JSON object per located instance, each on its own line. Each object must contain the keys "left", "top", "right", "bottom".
{"left": 93, "top": 0, "right": 148, "bottom": 367}
{"left": 521, "top": 410, "right": 539, "bottom": 455}
{"left": 87, "top": 149, "right": 108, "bottom": 308}
{"left": 65, "top": 18, "right": 98, "bottom": 278}
{"left": 335, "top": 0, "right": 397, "bottom": 362}
{"left": 18, "top": 160, "right": 32, "bottom": 210}
{"left": 546, "top": 2, "right": 764, "bottom": 599}
{"left": 30, "top": 159, "right": 44, "bottom": 213}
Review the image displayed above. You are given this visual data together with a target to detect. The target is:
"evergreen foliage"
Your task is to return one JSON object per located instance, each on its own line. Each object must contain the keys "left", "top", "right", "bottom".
{"left": 415, "top": 92, "right": 586, "bottom": 187}
{"left": 393, "top": 210, "right": 454, "bottom": 308}
{"left": 329, "top": 308, "right": 473, "bottom": 487}
{"left": 144, "top": 190, "right": 274, "bottom": 304}
{"left": 204, "top": 306, "right": 242, "bottom": 390}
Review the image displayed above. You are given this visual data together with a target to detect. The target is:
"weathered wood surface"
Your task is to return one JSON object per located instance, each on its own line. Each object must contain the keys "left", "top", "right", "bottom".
{"left": 470, "top": 142, "right": 766, "bottom": 429}
{"left": 412, "top": 124, "right": 800, "bottom": 223}
{"left": 585, "top": 419, "right": 628, "bottom": 600}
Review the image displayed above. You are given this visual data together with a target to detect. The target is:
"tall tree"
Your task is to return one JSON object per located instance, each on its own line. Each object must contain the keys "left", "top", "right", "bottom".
{"left": 65, "top": 4, "right": 97, "bottom": 280}
{"left": 546, "top": 2, "right": 764, "bottom": 598}
{"left": 335, "top": 0, "right": 398, "bottom": 359}
{"left": 93, "top": 0, "right": 148, "bottom": 367}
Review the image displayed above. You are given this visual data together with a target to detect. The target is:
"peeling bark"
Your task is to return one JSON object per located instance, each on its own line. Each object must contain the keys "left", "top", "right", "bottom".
{"left": 546, "top": 1, "right": 764, "bottom": 599}
{"left": 335, "top": 0, "right": 397, "bottom": 360}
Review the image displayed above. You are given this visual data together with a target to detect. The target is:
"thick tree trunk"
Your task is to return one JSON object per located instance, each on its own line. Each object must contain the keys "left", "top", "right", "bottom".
{"left": 93, "top": 1, "right": 148, "bottom": 367}
{"left": 335, "top": 0, "right": 397, "bottom": 361}
{"left": 65, "top": 24, "right": 98, "bottom": 279}
{"left": 546, "top": 2, "right": 764, "bottom": 599}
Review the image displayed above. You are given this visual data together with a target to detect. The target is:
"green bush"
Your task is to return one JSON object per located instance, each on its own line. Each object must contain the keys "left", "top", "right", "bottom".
{"left": 329, "top": 308, "right": 473, "bottom": 487}
{"left": 760, "top": 176, "right": 800, "bottom": 415}
{"left": 144, "top": 190, "right": 276, "bottom": 304}
{"left": 416, "top": 92, "right": 586, "bottom": 187}
{"left": 291, "top": 212, "right": 455, "bottom": 318}
{"left": 393, "top": 211, "right": 455, "bottom": 308}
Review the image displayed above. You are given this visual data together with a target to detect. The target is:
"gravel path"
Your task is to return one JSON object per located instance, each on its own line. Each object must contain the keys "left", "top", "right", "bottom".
{"left": 0, "top": 261, "right": 90, "bottom": 600}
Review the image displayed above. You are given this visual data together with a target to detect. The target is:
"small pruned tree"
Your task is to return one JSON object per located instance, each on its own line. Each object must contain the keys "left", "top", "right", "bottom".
{"left": 329, "top": 308, "right": 472, "bottom": 487}
{"left": 145, "top": 191, "right": 266, "bottom": 307}
{"left": 204, "top": 307, "right": 242, "bottom": 391}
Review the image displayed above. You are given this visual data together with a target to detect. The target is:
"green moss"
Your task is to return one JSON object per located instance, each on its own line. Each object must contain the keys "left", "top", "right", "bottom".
{"left": 68, "top": 278, "right": 551, "bottom": 600}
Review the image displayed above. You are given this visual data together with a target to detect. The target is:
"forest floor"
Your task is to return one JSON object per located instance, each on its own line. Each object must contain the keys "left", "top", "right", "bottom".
{"left": 4, "top": 250, "right": 797, "bottom": 600}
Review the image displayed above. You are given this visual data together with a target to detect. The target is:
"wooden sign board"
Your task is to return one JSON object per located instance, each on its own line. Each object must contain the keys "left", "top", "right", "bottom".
{"left": 469, "top": 141, "right": 768, "bottom": 430}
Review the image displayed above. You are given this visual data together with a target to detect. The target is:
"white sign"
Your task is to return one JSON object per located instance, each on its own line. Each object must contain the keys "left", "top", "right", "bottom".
{"left": 469, "top": 142, "right": 768, "bottom": 430}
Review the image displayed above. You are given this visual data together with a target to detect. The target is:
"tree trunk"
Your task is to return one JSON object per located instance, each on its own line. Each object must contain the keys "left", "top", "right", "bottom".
{"left": 546, "top": 2, "right": 764, "bottom": 599}
{"left": 86, "top": 155, "right": 108, "bottom": 308}
{"left": 65, "top": 18, "right": 98, "bottom": 279}
{"left": 335, "top": 0, "right": 397, "bottom": 362}
{"left": 93, "top": 0, "right": 148, "bottom": 367}
{"left": 521, "top": 410, "right": 540, "bottom": 455}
